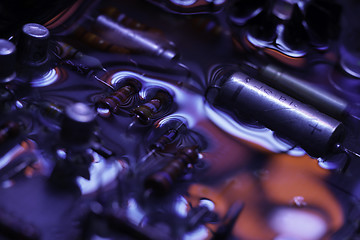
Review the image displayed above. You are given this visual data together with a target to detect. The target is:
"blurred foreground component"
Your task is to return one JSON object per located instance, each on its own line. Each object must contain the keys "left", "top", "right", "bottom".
{"left": 0, "top": 39, "right": 16, "bottom": 83}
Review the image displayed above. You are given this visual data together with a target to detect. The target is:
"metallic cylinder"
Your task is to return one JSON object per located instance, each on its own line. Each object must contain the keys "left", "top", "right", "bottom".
{"left": 93, "top": 15, "right": 179, "bottom": 60}
{"left": 17, "top": 23, "right": 50, "bottom": 74}
{"left": 259, "top": 64, "right": 348, "bottom": 119}
{"left": 0, "top": 39, "right": 16, "bottom": 83}
{"left": 206, "top": 67, "right": 344, "bottom": 158}
{"left": 61, "top": 103, "right": 96, "bottom": 145}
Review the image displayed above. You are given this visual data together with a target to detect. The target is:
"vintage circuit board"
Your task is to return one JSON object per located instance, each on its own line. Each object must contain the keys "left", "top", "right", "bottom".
{"left": 0, "top": 0, "right": 360, "bottom": 239}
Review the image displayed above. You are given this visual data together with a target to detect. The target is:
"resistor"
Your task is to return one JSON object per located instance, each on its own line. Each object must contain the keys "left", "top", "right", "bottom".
{"left": 144, "top": 146, "right": 199, "bottom": 194}
{"left": 96, "top": 79, "right": 141, "bottom": 114}
{"left": 73, "top": 27, "right": 129, "bottom": 54}
{"left": 56, "top": 42, "right": 106, "bottom": 71}
{"left": 206, "top": 66, "right": 344, "bottom": 158}
{"left": 150, "top": 118, "right": 187, "bottom": 151}
{"left": 132, "top": 90, "right": 172, "bottom": 124}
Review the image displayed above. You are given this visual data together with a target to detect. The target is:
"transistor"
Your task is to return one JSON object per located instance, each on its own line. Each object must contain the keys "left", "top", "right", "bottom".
{"left": 206, "top": 66, "right": 356, "bottom": 159}
{"left": 17, "top": 23, "right": 51, "bottom": 77}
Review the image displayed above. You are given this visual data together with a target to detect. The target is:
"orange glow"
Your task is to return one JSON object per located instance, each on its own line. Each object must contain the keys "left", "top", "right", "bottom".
{"left": 45, "top": 0, "right": 85, "bottom": 29}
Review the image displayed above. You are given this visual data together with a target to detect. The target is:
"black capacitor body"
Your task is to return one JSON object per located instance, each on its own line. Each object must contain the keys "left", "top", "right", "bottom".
{"left": 206, "top": 67, "right": 344, "bottom": 158}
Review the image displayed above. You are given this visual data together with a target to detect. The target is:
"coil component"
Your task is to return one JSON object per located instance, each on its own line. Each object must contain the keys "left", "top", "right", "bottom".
{"left": 0, "top": 39, "right": 16, "bottom": 83}
{"left": 206, "top": 66, "right": 344, "bottom": 158}
{"left": 132, "top": 89, "right": 172, "bottom": 124}
{"left": 144, "top": 146, "right": 199, "bottom": 194}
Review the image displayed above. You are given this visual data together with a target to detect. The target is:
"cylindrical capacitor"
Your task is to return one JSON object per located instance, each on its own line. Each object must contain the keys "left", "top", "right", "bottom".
{"left": 258, "top": 64, "right": 348, "bottom": 119}
{"left": 92, "top": 15, "right": 179, "bottom": 60}
{"left": 17, "top": 23, "right": 50, "bottom": 74}
{"left": 61, "top": 103, "right": 96, "bottom": 146}
{"left": 206, "top": 67, "right": 344, "bottom": 158}
{"left": 0, "top": 39, "right": 16, "bottom": 83}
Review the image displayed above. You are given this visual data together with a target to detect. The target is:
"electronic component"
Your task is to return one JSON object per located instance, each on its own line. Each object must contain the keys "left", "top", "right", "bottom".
{"left": 0, "top": 0, "right": 359, "bottom": 239}
{"left": 74, "top": 27, "right": 129, "bottom": 54}
{"left": 206, "top": 66, "right": 344, "bottom": 158}
{"left": 144, "top": 146, "right": 199, "bottom": 194}
{"left": 132, "top": 89, "right": 173, "bottom": 124}
{"left": 96, "top": 79, "right": 141, "bottom": 114}
{"left": 17, "top": 23, "right": 50, "bottom": 77}
{"left": 0, "top": 39, "right": 16, "bottom": 83}
{"left": 149, "top": 118, "right": 187, "bottom": 151}
{"left": 61, "top": 102, "right": 96, "bottom": 146}
{"left": 245, "top": 62, "right": 348, "bottom": 119}
{"left": 56, "top": 41, "right": 106, "bottom": 73}
{"left": 92, "top": 14, "right": 179, "bottom": 60}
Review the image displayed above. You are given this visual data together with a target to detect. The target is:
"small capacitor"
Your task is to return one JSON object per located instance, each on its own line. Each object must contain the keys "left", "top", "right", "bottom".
{"left": 60, "top": 102, "right": 96, "bottom": 146}
{"left": 17, "top": 23, "right": 50, "bottom": 75}
{"left": 206, "top": 66, "right": 344, "bottom": 158}
{"left": 245, "top": 62, "right": 349, "bottom": 119}
{"left": 92, "top": 14, "right": 179, "bottom": 60}
{"left": 0, "top": 39, "right": 16, "bottom": 83}
{"left": 144, "top": 146, "right": 199, "bottom": 194}
{"left": 96, "top": 79, "right": 141, "bottom": 114}
{"left": 132, "top": 89, "right": 172, "bottom": 124}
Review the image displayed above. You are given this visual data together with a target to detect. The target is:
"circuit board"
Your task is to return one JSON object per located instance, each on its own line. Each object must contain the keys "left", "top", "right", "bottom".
{"left": 0, "top": 0, "right": 360, "bottom": 239}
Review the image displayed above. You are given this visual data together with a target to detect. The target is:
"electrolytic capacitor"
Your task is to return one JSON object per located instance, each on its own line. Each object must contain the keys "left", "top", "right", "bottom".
{"left": 96, "top": 79, "right": 141, "bottom": 114}
{"left": 144, "top": 146, "right": 199, "bottom": 194}
{"left": 61, "top": 102, "right": 96, "bottom": 146}
{"left": 0, "top": 39, "right": 16, "bottom": 83}
{"left": 132, "top": 89, "right": 172, "bottom": 124}
{"left": 206, "top": 66, "right": 344, "bottom": 158}
{"left": 17, "top": 23, "right": 50, "bottom": 75}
